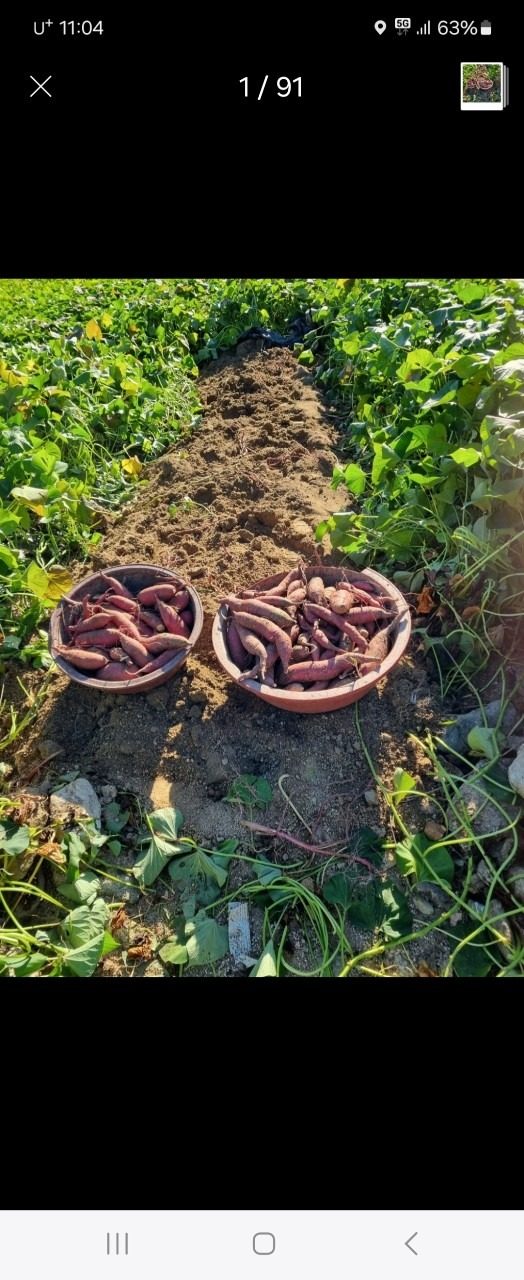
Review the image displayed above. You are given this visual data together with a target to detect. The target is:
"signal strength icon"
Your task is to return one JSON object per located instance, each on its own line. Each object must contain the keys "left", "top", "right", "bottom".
{"left": 417, "top": 19, "right": 431, "bottom": 34}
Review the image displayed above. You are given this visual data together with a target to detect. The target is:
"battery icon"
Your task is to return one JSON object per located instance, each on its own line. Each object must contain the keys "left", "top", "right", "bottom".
{"left": 481, "top": 19, "right": 492, "bottom": 35}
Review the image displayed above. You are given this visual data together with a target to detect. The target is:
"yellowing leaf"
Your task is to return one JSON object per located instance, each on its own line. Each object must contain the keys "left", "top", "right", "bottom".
{"left": 26, "top": 562, "right": 50, "bottom": 599}
{"left": 85, "top": 319, "right": 103, "bottom": 341}
{"left": 0, "top": 360, "right": 27, "bottom": 386}
{"left": 45, "top": 567, "right": 74, "bottom": 601}
{"left": 121, "top": 456, "right": 142, "bottom": 477}
{"left": 11, "top": 485, "right": 47, "bottom": 517}
{"left": 100, "top": 312, "right": 113, "bottom": 329}
{"left": 121, "top": 378, "right": 140, "bottom": 396}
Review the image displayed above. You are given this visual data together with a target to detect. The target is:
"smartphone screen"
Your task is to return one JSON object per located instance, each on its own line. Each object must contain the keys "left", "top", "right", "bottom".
{"left": 0, "top": 12, "right": 522, "bottom": 997}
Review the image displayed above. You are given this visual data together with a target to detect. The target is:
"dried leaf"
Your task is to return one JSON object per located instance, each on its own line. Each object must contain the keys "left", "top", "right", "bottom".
{"left": 127, "top": 943, "right": 152, "bottom": 962}
{"left": 416, "top": 585, "right": 437, "bottom": 615}
{"left": 111, "top": 908, "right": 128, "bottom": 933}
{"left": 462, "top": 605, "right": 480, "bottom": 621}
{"left": 38, "top": 840, "right": 66, "bottom": 865}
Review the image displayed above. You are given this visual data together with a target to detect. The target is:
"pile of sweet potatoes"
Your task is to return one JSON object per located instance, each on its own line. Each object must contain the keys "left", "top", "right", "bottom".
{"left": 221, "top": 566, "right": 403, "bottom": 691}
{"left": 55, "top": 573, "right": 194, "bottom": 681}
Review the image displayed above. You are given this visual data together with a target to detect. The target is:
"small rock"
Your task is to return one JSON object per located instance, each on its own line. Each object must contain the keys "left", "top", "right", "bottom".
{"left": 424, "top": 819, "right": 446, "bottom": 841}
{"left": 506, "top": 864, "right": 524, "bottom": 904}
{"left": 441, "top": 699, "right": 517, "bottom": 755}
{"left": 37, "top": 739, "right": 63, "bottom": 761}
{"left": 450, "top": 910, "right": 463, "bottom": 926}
{"left": 143, "top": 960, "right": 167, "bottom": 978}
{"left": 189, "top": 704, "right": 202, "bottom": 720}
{"left": 175, "top": 699, "right": 185, "bottom": 710}
{"left": 372, "top": 825, "right": 386, "bottom": 837}
{"left": 364, "top": 788, "right": 378, "bottom": 806}
{"left": 50, "top": 777, "right": 101, "bottom": 826}
{"left": 147, "top": 691, "right": 168, "bottom": 710}
{"left": 508, "top": 743, "right": 524, "bottom": 799}
{"left": 99, "top": 784, "right": 117, "bottom": 804}
{"left": 411, "top": 881, "right": 451, "bottom": 919}
{"left": 302, "top": 877, "right": 315, "bottom": 893}
{"left": 446, "top": 771, "right": 519, "bottom": 848}
{"left": 506, "top": 735, "right": 524, "bottom": 753}
{"left": 118, "top": 739, "right": 136, "bottom": 756}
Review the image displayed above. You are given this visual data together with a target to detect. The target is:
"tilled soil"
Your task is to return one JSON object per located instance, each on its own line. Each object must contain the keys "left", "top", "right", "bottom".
{"left": 10, "top": 343, "right": 454, "bottom": 976}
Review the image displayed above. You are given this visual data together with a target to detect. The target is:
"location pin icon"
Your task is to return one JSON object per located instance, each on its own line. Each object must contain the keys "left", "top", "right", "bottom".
{"left": 374, "top": 19, "right": 386, "bottom": 34}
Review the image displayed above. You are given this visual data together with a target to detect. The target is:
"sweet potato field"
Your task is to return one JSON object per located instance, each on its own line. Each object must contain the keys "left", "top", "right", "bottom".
{"left": 1, "top": 278, "right": 524, "bottom": 978}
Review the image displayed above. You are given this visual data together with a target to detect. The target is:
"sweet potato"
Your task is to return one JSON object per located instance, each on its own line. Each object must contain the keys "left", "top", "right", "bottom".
{"left": 180, "top": 609, "right": 194, "bottom": 628}
{"left": 157, "top": 600, "right": 191, "bottom": 637}
{"left": 236, "top": 624, "right": 271, "bottom": 679}
{"left": 56, "top": 646, "right": 108, "bottom": 671}
{"left": 139, "top": 608, "right": 164, "bottom": 632}
{"left": 307, "top": 576, "right": 326, "bottom": 603}
{"left": 119, "top": 634, "right": 150, "bottom": 668}
{"left": 137, "top": 583, "right": 178, "bottom": 605}
{"left": 223, "top": 596, "right": 295, "bottom": 630}
{"left": 311, "top": 681, "right": 329, "bottom": 690}
{"left": 99, "top": 593, "right": 139, "bottom": 616}
{"left": 330, "top": 589, "right": 353, "bottom": 614}
{"left": 285, "top": 683, "right": 305, "bottom": 691}
{"left": 287, "top": 587, "right": 307, "bottom": 604}
{"left": 74, "top": 628, "right": 123, "bottom": 648}
{"left": 95, "top": 661, "right": 140, "bottom": 681}
{"left": 138, "top": 650, "right": 180, "bottom": 675}
{"left": 230, "top": 611, "right": 292, "bottom": 673}
{"left": 144, "top": 633, "right": 191, "bottom": 655}
{"left": 226, "top": 620, "right": 248, "bottom": 669}
{"left": 345, "top": 606, "right": 388, "bottom": 624}
{"left": 137, "top": 622, "right": 155, "bottom": 637}
{"left": 172, "top": 589, "right": 190, "bottom": 610}
{"left": 77, "top": 610, "right": 143, "bottom": 638}
{"left": 302, "top": 603, "right": 367, "bottom": 650}
{"left": 341, "top": 583, "right": 380, "bottom": 609}
{"left": 357, "top": 629, "right": 389, "bottom": 675}
{"left": 100, "top": 574, "right": 135, "bottom": 599}
{"left": 282, "top": 653, "right": 355, "bottom": 684}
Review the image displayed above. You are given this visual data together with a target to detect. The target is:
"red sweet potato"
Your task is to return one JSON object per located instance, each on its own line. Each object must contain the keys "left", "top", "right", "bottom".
{"left": 302, "top": 603, "right": 367, "bottom": 650}
{"left": 76, "top": 610, "right": 143, "bottom": 638}
{"left": 157, "top": 600, "right": 191, "bottom": 637}
{"left": 223, "top": 596, "right": 295, "bottom": 630}
{"left": 306, "top": 576, "right": 326, "bottom": 603}
{"left": 226, "top": 620, "right": 248, "bottom": 669}
{"left": 230, "top": 611, "right": 293, "bottom": 674}
{"left": 119, "top": 633, "right": 150, "bottom": 667}
{"left": 99, "top": 592, "right": 139, "bottom": 615}
{"left": 144, "top": 633, "right": 191, "bottom": 655}
{"left": 236, "top": 624, "right": 272, "bottom": 679}
{"left": 282, "top": 653, "right": 355, "bottom": 684}
{"left": 139, "top": 608, "right": 164, "bottom": 632}
{"left": 285, "top": 683, "right": 305, "bottom": 691}
{"left": 180, "top": 609, "right": 194, "bottom": 628}
{"left": 330, "top": 589, "right": 353, "bottom": 614}
{"left": 138, "top": 650, "right": 181, "bottom": 675}
{"left": 95, "top": 661, "right": 140, "bottom": 681}
{"left": 358, "top": 629, "right": 389, "bottom": 675}
{"left": 137, "top": 583, "right": 179, "bottom": 605}
{"left": 172, "top": 589, "right": 190, "bottom": 611}
{"left": 74, "top": 628, "right": 123, "bottom": 648}
{"left": 100, "top": 574, "right": 135, "bottom": 599}
{"left": 56, "top": 646, "right": 108, "bottom": 671}
{"left": 345, "top": 606, "right": 388, "bottom": 624}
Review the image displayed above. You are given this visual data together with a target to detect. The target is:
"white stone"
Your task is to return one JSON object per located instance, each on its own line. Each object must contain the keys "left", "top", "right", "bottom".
{"left": 508, "top": 744, "right": 524, "bottom": 800}
{"left": 50, "top": 778, "right": 101, "bottom": 826}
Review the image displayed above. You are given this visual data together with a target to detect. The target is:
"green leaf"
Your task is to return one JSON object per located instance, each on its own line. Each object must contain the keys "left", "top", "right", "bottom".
{"left": 250, "top": 941, "right": 278, "bottom": 977}
{"left": 420, "top": 379, "right": 459, "bottom": 411}
{"left": 397, "top": 349, "right": 435, "bottom": 382}
{"left": 184, "top": 911, "right": 229, "bottom": 967}
{"left": 347, "top": 882, "right": 384, "bottom": 930}
{"left": 225, "top": 775, "right": 272, "bottom": 807}
{"left": 452, "top": 283, "right": 487, "bottom": 305}
{"left": 298, "top": 350, "right": 314, "bottom": 366}
{"left": 56, "top": 871, "right": 100, "bottom": 905}
{"left": 159, "top": 940, "right": 188, "bottom": 966}
{"left": 132, "top": 807, "right": 188, "bottom": 886}
{"left": 467, "top": 725, "right": 499, "bottom": 760}
{"left": 103, "top": 802, "right": 130, "bottom": 834}
{"left": 101, "top": 931, "right": 120, "bottom": 957}
{"left": 341, "top": 334, "right": 360, "bottom": 355}
{"left": 63, "top": 932, "right": 105, "bottom": 977}
{"left": 63, "top": 898, "right": 109, "bottom": 947}
{"left": 394, "top": 833, "right": 454, "bottom": 884}
{"left": 450, "top": 447, "right": 482, "bottom": 468}
{"left": 450, "top": 922, "right": 495, "bottom": 977}
{"left": 380, "top": 884, "right": 412, "bottom": 940}
{"left": 11, "top": 486, "right": 47, "bottom": 516}
{"left": 3, "top": 951, "right": 49, "bottom": 977}
{"left": 493, "top": 342, "right": 524, "bottom": 365}
{"left": 0, "top": 822, "right": 30, "bottom": 856}
{"left": 342, "top": 462, "right": 367, "bottom": 496}
{"left": 168, "top": 845, "right": 228, "bottom": 891}
{"left": 0, "top": 544, "right": 19, "bottom": 572}
{"left": 391, "top": 768, "right": 417, "bottom": 803}
{"left": 323, "top": 873, "right": 353, "bottom": 910}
